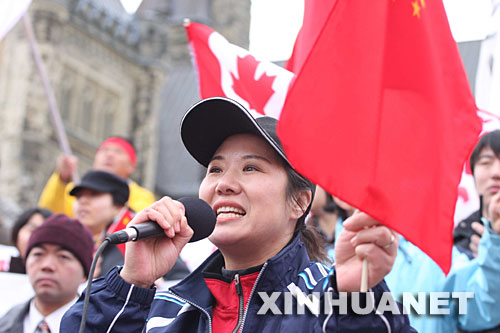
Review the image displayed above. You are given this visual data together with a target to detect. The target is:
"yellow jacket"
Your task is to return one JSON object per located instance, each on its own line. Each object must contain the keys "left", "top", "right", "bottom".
{"left": 38, "top": 172, "right": 155, "bottom": 216}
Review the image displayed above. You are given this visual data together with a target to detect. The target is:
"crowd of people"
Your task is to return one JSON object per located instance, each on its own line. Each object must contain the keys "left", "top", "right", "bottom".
{"left": 0, "top": 97, "right": 500, "bottom": 332}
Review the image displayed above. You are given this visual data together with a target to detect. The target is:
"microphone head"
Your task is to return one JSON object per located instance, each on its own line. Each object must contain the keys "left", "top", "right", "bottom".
{"left": 179, "top": 197, "right": 216, "bottom": 242}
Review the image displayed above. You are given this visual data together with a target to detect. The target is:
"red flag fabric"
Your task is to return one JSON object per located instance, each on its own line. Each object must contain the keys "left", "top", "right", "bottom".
{"left": 185, "top": 21, "right": 294, "bottom": 119}
{"left": 278, "top": 0, "right": 482, "bottom": 273}
{"left": 285, "top": 0, "right": 334, "bottom": 73}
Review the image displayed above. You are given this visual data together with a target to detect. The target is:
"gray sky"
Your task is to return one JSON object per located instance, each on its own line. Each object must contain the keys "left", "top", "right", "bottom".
{"left": 121, "top": 0, "right": 495, "bottom": 61}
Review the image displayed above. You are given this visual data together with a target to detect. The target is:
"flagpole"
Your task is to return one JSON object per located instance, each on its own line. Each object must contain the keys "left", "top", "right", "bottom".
{"left": 22, "top": 13, "right": 80, "bottom": 183}
{"left": 360, "top": 258, "right": 368, "bottom": 292}
{"left": 350, "top": 209, "right": 369, "bottom": 292}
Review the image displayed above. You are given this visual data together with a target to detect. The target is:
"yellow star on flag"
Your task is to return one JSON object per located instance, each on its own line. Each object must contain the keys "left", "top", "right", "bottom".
{"left": 412, "top": 0, "right": 421, "bottom": 18}
{"left": 122, "top": 216, "right": 130, "bottom": 225}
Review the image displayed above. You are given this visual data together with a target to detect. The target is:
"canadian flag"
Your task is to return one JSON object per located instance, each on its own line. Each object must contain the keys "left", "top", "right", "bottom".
{"left": 455, "top": 109, "right": 500, "bottom": 223}
{"left": 0, "top": 0, "right": 32, "bottom": 41}
{"left": 185, "top": 21, "right": 294, "bottom": 119}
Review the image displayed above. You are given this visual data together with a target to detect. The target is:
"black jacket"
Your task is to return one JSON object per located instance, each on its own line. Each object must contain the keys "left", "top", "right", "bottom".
{"left": 453, "top": 210, "right": 481, "bottom": 259}
{"left": 61, "top": 234, "right": 415, "bottom": 332}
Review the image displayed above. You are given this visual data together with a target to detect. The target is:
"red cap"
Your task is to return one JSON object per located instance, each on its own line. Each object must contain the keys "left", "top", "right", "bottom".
{"left": 99, "top": 137, "right": 136, "bottom": 167}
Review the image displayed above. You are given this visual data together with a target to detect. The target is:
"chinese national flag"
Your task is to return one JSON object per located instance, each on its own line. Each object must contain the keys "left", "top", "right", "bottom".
{"left": 185, "top": 21, "right": 294, "bottom": 119}
{"left": 278, "top": 0, "right": 482, "bottom": 273}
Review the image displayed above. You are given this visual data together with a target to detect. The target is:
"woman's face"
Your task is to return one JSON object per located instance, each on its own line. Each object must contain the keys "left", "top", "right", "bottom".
{"left": 199, "top": 134, "right": 301, "bottom": 252}
{"left": 17, "top": 213, "right": 45, "bottom": 257}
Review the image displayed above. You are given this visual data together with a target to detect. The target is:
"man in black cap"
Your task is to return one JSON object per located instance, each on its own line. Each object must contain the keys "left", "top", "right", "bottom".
{"left": 0, "top": 214, "right": 94, "bottom": 332}
{"left": 70, "top": 170, "right": 130, "bottom": 277}
{"left": 71, "top": 170, "right": 190, "bottom": 281}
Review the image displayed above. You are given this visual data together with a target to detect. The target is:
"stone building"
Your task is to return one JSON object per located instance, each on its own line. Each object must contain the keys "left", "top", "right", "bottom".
{"left": 0, "top": 0, "right": 250, "bottom": 240}
{"left": 136, "top": 0, "right": 251, "bottom": 199}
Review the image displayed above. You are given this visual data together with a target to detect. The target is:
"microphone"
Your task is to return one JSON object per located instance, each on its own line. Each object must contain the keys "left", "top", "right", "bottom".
{"left": 106, "top": 197, "right": 216, "bottom": 244}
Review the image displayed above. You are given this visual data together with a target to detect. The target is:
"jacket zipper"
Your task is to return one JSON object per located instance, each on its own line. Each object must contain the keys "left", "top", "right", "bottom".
{"left": 232, "top": 273, "right": 244, "bottom": 333}
{"left": 168, "top": 291, "right": 213, "bottom": 333}
{"left": 238, "top": 262, "right": 269, "bottom": 332}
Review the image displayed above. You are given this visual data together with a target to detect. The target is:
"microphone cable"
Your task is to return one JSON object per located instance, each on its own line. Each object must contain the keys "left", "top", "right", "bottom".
{"left": 79, "top": 239, "right": 110, "bottom": 333}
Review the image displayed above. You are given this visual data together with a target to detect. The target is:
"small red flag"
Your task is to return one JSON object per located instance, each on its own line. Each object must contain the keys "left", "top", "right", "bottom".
{"left": 278, "top": 0, "right": 482, "bottom": 273}
{"left": 107, "top": 208, "right": 135, "bottom": 256}
{"left": 185, "top": 21, "right": 293, "bottom": 119}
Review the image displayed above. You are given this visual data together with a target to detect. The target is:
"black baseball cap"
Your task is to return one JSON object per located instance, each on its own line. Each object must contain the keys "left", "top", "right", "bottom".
{"left": 181, "top": 97, "right": 290, "bottom": 168}
{"left": 70, "top": 170, "right": 129, "bottom": 206}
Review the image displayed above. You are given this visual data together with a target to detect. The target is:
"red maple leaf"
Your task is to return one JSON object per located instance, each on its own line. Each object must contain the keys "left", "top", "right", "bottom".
{"left": 231, "top": 54, "right": 277, "bottom": 115}
{"left": 457, "top": 186, "right": 469, "bottom": 203}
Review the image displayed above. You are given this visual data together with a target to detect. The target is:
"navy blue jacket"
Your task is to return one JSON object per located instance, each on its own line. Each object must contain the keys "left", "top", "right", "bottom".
{"left": 61, "top": 235, "right": 415, "bottom": 332}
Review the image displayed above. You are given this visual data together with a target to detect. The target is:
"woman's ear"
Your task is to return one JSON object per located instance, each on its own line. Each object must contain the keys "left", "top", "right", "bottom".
{"left": 291, "top": 190, "right": 313, "bottom": 220}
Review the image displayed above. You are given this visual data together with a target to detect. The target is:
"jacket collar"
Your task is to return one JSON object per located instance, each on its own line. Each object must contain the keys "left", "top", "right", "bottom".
{"left": 169, "top": 234, "right": 310, "bottom": 308}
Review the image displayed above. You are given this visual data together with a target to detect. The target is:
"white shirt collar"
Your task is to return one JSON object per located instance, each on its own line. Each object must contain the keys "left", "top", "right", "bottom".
{"left": 24, "top": 297, "right": 78, "bottom": 332}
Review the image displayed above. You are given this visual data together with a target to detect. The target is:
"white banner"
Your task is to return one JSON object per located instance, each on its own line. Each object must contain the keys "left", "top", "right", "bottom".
{"left": 0, "top": 0, "right": 33, "bottom": 41}
{"left": 475, "top": 2, "right": 500, "bottom": 117}
{"left": 0, "top": 272, "right": 33, "bottom": 317}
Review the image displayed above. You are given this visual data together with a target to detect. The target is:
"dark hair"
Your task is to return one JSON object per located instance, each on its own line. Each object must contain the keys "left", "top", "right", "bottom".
{"left": 319, "top": 190, "right": 349, "bottom": 221}
{"left": 470, "top": 130, "right": 500, "bottom": 175}
{"left": 11, "top": 207, "right": 52, "bottom": 245}
{"left": 322, "top": 193, "right": 337, "bottom": 213}
{"left": 327, "top": 198, "right": 350, "bottom": 221}
{"left": 284, "top": 164, "right": 330, "bottom": 264}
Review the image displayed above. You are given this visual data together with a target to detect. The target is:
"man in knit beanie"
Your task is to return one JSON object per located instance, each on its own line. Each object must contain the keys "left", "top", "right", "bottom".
{"left": 0, "top": 214, "right": 94, "bottom": 332}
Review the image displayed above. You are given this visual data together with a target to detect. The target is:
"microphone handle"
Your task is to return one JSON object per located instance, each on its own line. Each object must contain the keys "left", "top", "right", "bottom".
{"left": 106, "top": 222, "right": 165, "bottom": 244}
{"left": 132, "top": 223, "right": 164, "bottom": 239}
{"left": 105, "top": 196, "right": 216, "bottom": 245}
